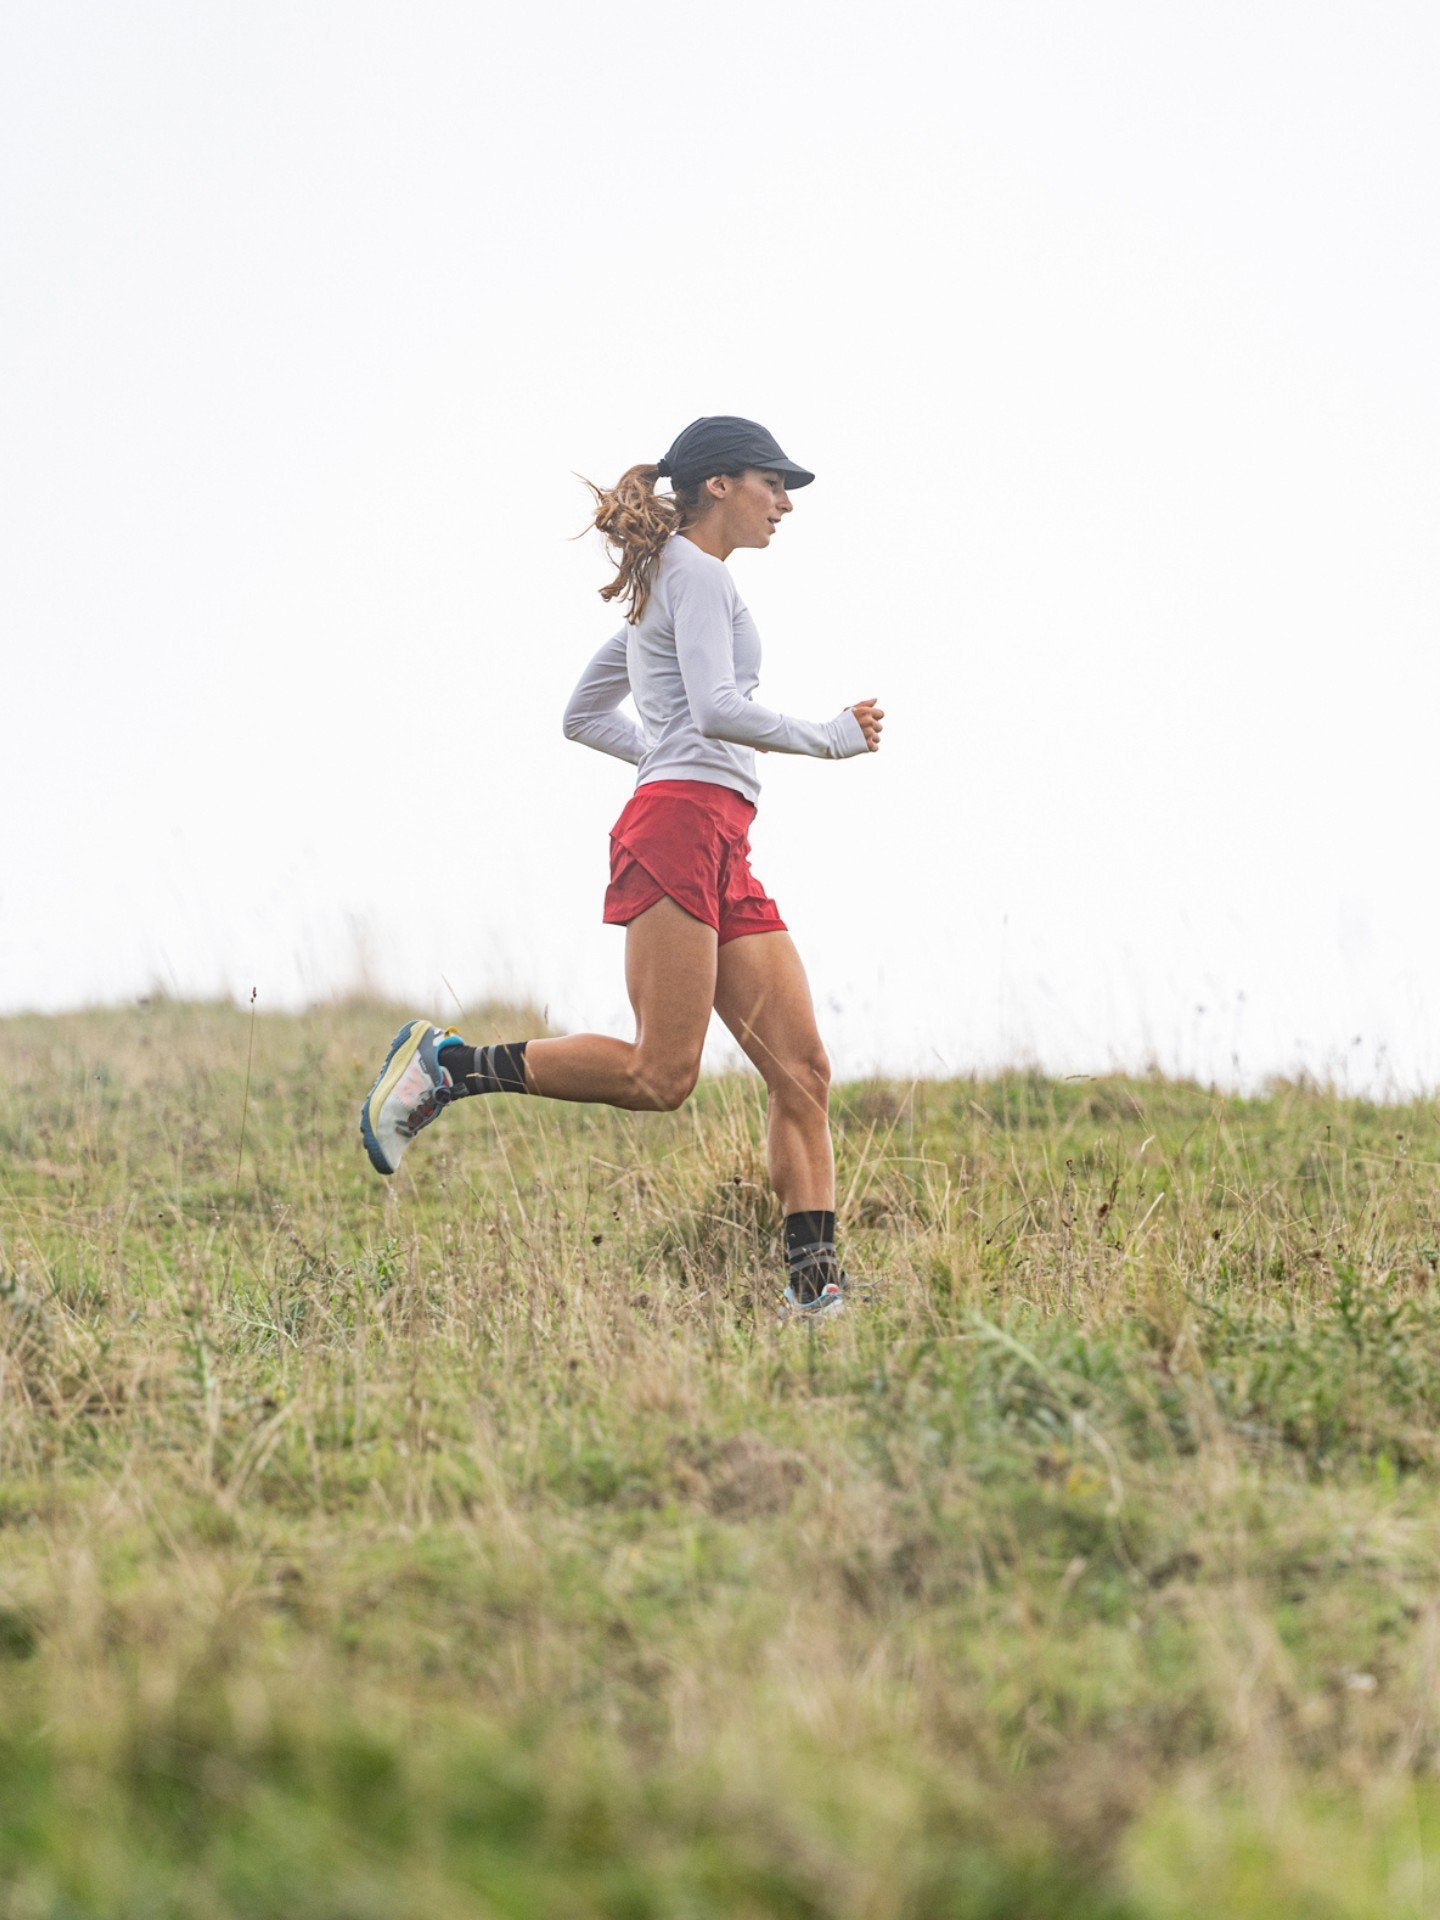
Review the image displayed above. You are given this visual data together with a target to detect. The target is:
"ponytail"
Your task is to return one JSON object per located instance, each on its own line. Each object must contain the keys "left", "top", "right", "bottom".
{"left": 587, "top": 464, "right": 699, "bottom": 623}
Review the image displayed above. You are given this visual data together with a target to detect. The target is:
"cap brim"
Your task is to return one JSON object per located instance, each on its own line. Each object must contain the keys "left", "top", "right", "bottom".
{"left": 770, "top": 459, "right": 815, "bottom": 489}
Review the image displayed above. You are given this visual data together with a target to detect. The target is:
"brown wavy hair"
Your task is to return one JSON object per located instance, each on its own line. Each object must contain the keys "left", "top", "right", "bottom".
{"left": 586, "top": 464, "right": 703, "bottom": 623}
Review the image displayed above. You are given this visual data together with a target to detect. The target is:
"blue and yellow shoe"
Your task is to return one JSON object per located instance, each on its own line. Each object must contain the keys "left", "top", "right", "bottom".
{"left": 360, "top": 1020, "right": 458, "bottom": 1176}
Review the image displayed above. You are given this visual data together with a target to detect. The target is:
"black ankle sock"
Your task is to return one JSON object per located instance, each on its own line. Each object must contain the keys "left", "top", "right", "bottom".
{"left": 784, "top": 1210, "right": 836, "bottom": 1260}
{"left": 438, "top": 1041, "right": 478, "bottom": 1085}
{"left": 437, "top": 1038, "right": 530, "bottom": 1096}
{"left": 784, "top": 1210, "right": 840, "bottom": 1303}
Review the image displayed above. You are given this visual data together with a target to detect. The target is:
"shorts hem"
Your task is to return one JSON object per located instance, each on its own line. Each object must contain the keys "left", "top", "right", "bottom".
{"left": 717, "top": 917, "right": 788, "bottom": 947}
{"left": 603, "top": 858, "right": 719, "bottom": 934}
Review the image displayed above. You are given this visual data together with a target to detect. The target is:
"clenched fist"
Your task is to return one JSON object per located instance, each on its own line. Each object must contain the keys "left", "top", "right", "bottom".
{"left": 849, "top": 698, "right": 885, "bottom": 752}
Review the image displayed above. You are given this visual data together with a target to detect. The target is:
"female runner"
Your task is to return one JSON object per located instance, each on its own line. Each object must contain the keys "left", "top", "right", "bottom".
{"left": 361, "top": 415, "right": 883, "bottom": 1315}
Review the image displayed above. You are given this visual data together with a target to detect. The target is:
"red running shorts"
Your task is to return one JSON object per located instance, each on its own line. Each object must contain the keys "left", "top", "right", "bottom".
{"left": 604, "top": 780, "right": 788, "bottom": 946}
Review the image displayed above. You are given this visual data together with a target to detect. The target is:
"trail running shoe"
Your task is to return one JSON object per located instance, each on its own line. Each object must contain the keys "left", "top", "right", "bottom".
{"left": 782, "top": 1279, "right": 846, "bottom": 1318}
{"left": 360, "top": 1020, "right": 457, "bottom": 1176}
{"left": 782, "top": 1242, "right": 854, "bottom": 1319}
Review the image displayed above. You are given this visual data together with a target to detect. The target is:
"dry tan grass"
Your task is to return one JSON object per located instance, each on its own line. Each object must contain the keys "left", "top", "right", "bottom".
{"left": 2, "top": 1003, "right": 1440, "bottom": 1915}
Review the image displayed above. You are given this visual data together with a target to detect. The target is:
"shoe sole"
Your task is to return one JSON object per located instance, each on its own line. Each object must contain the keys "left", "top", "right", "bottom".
{"left": 360, "top": 1019, "right": 429, "bottom": 1176}
{"left": 782, "top": 1289, "right": 846, "bottom": 1320}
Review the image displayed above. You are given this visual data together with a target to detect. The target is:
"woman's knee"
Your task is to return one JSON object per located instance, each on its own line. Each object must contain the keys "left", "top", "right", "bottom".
{"left": 770, "top": 1042, "right": 831, "bottom": 1107}
{"left": 631, "top": 1051, "right": 702, "bottom": 1112}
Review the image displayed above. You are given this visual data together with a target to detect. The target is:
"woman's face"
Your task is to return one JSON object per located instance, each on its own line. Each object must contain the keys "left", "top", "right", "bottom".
{"left": 706, "top": 468, "right": 794, "bottom": 549}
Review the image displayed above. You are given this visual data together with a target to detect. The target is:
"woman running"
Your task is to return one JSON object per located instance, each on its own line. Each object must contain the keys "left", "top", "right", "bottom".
{"left": 361, "top": 415, "right": 883, "bottom": 1315}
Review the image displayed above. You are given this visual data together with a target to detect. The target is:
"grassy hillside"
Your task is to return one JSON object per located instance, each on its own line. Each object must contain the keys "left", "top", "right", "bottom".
{"left": 3, "top": 998, "right": 1440, "bottom": 1917}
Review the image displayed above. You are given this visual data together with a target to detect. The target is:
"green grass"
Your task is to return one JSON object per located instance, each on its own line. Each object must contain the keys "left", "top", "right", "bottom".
{"left": 4, "top": 997, "right": 1440, "bottom": 1916}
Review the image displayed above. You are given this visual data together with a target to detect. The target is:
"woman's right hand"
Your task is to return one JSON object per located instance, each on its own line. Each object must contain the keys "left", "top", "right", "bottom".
{"left": 849, "top": 698, "right": 885, "bottom": 752}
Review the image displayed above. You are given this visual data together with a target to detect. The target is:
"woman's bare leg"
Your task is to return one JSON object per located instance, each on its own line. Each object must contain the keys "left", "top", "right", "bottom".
{"left": 712, "top": 931, "right": 833, "bottom": 1213}
{"left": 523, "top": 896, "right": 717, "bottom": 1111}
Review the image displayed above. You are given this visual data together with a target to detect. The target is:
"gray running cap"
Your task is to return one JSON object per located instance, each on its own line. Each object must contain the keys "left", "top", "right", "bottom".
{"left": 656, "top": 416, "right": 815, "bottom": 491}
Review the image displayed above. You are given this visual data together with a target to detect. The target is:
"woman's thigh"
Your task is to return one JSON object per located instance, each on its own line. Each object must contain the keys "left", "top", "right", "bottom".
{"left": 624, "top": 895, "right": 719, "bottom": 1069}
{"left": 712, "top": 931, "right": 828, "bottom": 1092}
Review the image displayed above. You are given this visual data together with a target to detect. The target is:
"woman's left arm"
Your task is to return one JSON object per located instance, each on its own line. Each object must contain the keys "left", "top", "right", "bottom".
{"left": 671, "top": 567, "right": 870, "bottom": 760}
{"left": 562, "top": 630, "right": 645, "bottom": 764}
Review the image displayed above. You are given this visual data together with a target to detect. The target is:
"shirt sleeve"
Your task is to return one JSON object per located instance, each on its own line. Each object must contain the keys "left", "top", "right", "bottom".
{"left": 669, "top": 557, "right": 869, "bottom": 761}
{"left": 562, "top": 629, "right": 646, "bottom": 765}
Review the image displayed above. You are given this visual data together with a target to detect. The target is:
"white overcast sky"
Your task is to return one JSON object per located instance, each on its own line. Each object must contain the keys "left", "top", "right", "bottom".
{"left": 3, "top": 1, "right": 1437, "bottom": 1092}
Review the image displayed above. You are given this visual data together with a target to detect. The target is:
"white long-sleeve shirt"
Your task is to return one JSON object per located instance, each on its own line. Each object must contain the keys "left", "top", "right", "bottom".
{"left": 562, "top": 533, "right": 867, "bottom": 804}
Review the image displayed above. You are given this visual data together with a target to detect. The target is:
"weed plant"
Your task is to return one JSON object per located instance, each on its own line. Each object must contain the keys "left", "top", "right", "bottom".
{"left": 3, "top": 1000, "right": 1440, "bottom": 1916}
